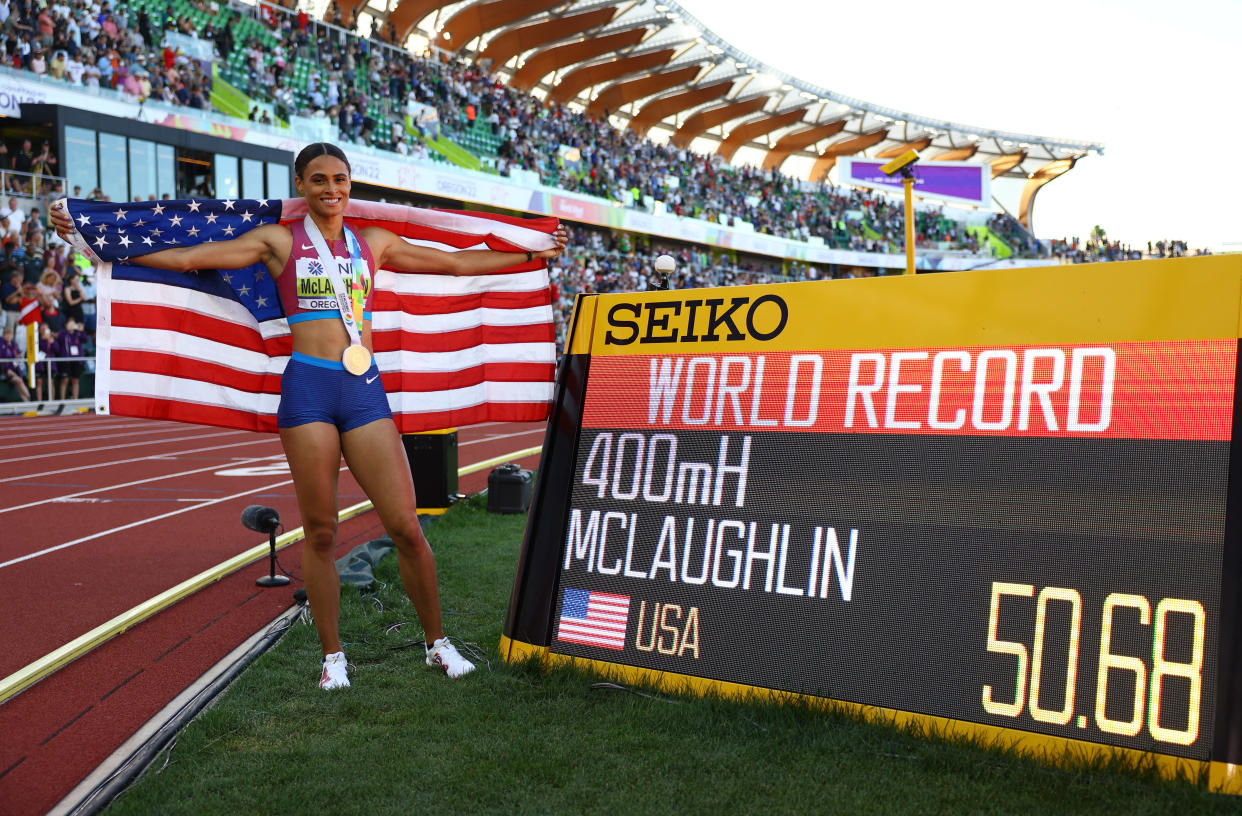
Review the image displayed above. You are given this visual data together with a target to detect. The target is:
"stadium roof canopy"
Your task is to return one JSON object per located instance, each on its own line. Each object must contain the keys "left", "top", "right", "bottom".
{"left": 343, "top": 0, "right": 1105, "bottom": 220}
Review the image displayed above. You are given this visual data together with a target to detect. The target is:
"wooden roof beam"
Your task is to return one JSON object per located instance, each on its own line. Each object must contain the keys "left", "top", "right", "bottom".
{"left": 387, "top": 0, "right": 456, "bottom": 43}
{"left": 810, "top": 128, "right": 890, "bottom": 181}
{"left": 1019, "top": 157, "right": 1077, "bottom": 231}
{"left": 875, "top": 137, "right": 932, "bottom": 159}
{"left": 549, "top": 48, "right": 676, "bottom": 106}
{"left": 586, "top": 64, "right": 703, "bottom": 119}
{"left": 439, "top": 0, "right": 564, "bottom": 53}
{"left": 628, "top": 80, "right": 735, "bottom": 135}
{"left": 989, "top": 151, "right": 1025, "bottom": 177}
{"left": 760, "top": 120, "right": 847, "bottom": 171}
{"left": 716, "top": 108, "right": 807, "bottom": 162}
{"left": 934, "top": 144, "right": 979, "bottom": 161}
{"left": 331, "top": 0, "right": 366, "bottom": 28}
{"left": 509, "top": 27, "right": 648, "bottom": 92}
{"left": 670, "top": 95, "right": 770, "bottom": 148}
{"left": 478, "top": 7, "right": 619, "bottom": 71}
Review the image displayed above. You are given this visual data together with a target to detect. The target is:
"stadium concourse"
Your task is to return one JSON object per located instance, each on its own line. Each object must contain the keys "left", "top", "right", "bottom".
{"left": 0, "top": 411, "right": 546, "bottom": 814}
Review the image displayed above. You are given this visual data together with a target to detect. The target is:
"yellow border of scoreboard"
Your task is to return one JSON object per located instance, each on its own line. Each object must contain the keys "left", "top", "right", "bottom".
{"left": 500, "top": 635, "right": 1241, "bottom": 793}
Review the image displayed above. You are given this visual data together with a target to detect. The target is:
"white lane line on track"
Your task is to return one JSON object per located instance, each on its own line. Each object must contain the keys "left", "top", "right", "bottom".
{"left": 0, "top": 430, "right": 250, "bottom": 465}
{"left": 0, "top": 472, "right": 325, "bottom": 569}
{"left": 459, "top": 428, "right": 544, "bottom": 446}
{"left": 0, "top": 454, "right": 287, "bottom": 515}
{"left": 0, "top": 439, "right": 284, "bottom": 484}
{"left": 0, "top": 416, "right": 161, "bottom": 433}
{"left": 0, "top": 426, "right": 228, "bottom": 450}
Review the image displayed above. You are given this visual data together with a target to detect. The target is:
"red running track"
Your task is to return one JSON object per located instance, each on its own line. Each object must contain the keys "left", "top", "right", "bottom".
{"left": 0, "top": 413, "right": 546, "bottom": 816}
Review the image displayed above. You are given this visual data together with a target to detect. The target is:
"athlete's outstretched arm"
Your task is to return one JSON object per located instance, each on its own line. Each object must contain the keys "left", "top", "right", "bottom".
{"left": 362, "top": 224, "right": 568, "bottom": 276}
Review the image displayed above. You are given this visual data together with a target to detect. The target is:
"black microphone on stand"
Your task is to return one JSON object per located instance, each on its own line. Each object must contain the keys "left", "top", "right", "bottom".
{"left": 241, "top": 504, "right": 281, "bottom": 533}
{"left": 242, "top": 505, "right": 289, "bottom": 587}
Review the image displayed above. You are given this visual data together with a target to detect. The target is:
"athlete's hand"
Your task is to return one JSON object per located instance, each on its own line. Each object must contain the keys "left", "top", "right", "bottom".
{"left": 538, "top": 224, "right": 569, "bottom": 260}
{"left": 49, "top": 201, "right": 74, "bottom": 243}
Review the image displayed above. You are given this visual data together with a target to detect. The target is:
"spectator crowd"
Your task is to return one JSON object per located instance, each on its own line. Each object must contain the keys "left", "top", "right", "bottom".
{"left": 1, "top": 193, "right": 96, "bottom": 404}
{"left": 0, "top": 0, "right": 1035, "bottom": 257}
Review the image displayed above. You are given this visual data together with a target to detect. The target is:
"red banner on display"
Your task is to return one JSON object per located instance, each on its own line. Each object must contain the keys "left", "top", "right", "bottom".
{"left": 581, "top": 339, "right": 1237, "bottom": 441}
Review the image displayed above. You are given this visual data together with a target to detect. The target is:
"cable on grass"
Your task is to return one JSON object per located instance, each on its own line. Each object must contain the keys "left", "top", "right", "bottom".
{"left": 448, "top": 637, "right": 491, "bottom": 672}
{"left": 588, "top": 681, "right": 683, "bottom": 704}
{"left": 382, "top": 633, "right": 491, "bottom": 671}
{"left": 157, "top": 738, "right": 177, "bottom": 772}
{"left": 361, "top": 581, "right": 389, "bottom": 612}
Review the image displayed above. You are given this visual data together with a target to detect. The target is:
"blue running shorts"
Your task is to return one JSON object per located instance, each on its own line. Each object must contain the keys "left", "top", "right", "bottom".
{"left": 277, "top": 351, "right": 393, "bottom": 432}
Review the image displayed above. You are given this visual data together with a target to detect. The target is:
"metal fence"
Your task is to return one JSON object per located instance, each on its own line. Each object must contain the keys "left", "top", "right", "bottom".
{"left": 0, "top": 167, "right": 69, "bottom": 201}
{"left": 0, "top": 355, "right": 96, "bottom": 416}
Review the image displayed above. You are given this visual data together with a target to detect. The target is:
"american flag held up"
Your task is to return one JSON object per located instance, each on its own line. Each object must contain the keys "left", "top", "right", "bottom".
{"left": 65, "top": 197, "right": 561, "bottom": 433}
{"left": 556, "top": 588, "right": 632, "bottom": 651}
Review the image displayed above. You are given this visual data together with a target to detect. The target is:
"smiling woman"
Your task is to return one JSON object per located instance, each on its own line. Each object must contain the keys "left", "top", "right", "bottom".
{"left": 49, "top": 141, "right": 569, "bottom": 691}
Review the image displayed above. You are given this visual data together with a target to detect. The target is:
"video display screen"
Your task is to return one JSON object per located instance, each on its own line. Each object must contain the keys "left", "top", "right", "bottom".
{"left": 549, "top": 324, "right": 1235, "bottom": 760}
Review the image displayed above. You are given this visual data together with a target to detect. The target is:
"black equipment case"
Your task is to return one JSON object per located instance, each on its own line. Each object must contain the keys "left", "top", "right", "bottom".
{"left": 487, "top": 463, "right": 533, "bottom": 514}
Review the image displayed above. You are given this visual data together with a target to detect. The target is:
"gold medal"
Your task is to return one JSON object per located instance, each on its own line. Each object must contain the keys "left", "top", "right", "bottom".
{"left": 342, "top": 343, "right": 372, "bottom": 376}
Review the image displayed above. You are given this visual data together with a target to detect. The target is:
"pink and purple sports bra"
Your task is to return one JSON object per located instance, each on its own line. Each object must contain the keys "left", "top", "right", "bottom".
{"left": 276, "top": 218, "right": 376, "bottom": 324}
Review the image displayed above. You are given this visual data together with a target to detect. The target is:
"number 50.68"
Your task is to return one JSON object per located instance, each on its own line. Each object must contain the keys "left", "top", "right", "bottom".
{"left": 981, "top": 582, "right": 1205, "bottom": 746}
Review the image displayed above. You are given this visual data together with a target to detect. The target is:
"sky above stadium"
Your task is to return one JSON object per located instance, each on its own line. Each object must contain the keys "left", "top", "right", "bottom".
{"left": 675, "top": 0, "right": 1240, "bottom": 253}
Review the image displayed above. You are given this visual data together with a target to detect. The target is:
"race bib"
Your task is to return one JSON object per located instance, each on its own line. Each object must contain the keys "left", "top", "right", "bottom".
{"left": 294, "top": 256, "right": 369, "bottom": 312}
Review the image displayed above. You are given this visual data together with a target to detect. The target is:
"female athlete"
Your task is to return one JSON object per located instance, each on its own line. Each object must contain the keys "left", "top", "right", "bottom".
{"left": 51, "top": 142, "right": 567, "bottom": 689}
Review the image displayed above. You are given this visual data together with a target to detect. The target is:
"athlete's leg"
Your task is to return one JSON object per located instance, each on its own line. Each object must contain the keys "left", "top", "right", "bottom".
{"left": 340, "top": 417, "right": 445, "bottom": 643}
{"left": 280, "top": 421, "right": 345, "bottom": 655}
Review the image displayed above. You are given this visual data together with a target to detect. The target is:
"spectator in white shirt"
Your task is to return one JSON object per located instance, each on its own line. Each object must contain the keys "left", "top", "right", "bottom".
{"left": 66, "top": 54, "right": 85, "bottom": 84}
{"left": 0, "top": 199, "right": 25, "bottom": 240}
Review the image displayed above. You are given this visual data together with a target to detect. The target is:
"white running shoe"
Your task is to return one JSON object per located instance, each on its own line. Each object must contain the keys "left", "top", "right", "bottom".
{"left": 426, "top": 637, "right": 476, "bottom": 678}
{"left": 319, "top": 651, "right": 350, "bottom": 690}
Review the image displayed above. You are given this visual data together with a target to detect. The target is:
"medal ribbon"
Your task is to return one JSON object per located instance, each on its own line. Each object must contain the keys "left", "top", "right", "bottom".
{"left": 302, "top": 214, "right": 368, "bottom": 348}
{"left": 344, "top": 228, "right": 367, "bottom": 325}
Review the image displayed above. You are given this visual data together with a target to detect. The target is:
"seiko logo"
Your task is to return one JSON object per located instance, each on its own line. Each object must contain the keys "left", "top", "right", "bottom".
{"left": 604, "top": 295, "right": 789, "bottom": 346}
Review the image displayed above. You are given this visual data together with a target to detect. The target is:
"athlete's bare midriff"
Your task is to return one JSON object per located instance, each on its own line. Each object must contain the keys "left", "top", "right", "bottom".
{"left": 288, "top": 317, "right": 373, "bottom": 361}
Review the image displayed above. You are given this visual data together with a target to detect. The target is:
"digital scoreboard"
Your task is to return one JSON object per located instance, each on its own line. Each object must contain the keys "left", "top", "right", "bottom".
{"left": 503, "top": 256, "right": 1242, "bottom": 791}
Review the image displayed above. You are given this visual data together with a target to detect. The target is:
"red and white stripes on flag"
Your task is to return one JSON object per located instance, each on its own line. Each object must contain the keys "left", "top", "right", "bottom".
{"left": 72, "top": 197, "right": 559, "bottom": 433}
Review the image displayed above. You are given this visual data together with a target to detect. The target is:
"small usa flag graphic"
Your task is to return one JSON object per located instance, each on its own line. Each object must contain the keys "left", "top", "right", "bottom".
{"left": 556, "top": 588, "right": 631, "bottom": 650}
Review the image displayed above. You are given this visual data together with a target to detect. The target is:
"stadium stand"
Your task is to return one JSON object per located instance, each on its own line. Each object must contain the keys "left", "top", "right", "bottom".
{"left": 1, "top": 0, "right": 1028, "bottom": 257}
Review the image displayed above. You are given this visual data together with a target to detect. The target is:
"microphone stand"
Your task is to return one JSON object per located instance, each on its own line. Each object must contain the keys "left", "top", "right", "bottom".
{"left": 256, "top": 525, "right": 290, "bottom": 587}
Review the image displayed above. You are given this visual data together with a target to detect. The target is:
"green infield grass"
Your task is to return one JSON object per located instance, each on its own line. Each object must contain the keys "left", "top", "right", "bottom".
{"left": 105, "top": 493, "right": 1242, "bottom": 815}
